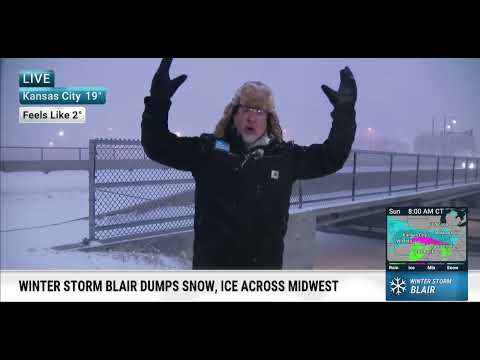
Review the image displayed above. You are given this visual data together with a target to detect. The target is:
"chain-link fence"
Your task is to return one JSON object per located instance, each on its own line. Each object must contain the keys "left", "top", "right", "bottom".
{"left": 88, "top": 139, "right": 480, "bottom": 244}
{"left": 89, "top": 139, "right": 195, "bottom": 243}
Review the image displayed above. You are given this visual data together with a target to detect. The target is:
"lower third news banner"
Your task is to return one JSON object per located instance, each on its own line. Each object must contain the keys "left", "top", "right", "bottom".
{"left": 2, "top": 271, "right": 480, "bottom": 301}
{"left": 1, "top": 271, "right": 383, "bottom": 302}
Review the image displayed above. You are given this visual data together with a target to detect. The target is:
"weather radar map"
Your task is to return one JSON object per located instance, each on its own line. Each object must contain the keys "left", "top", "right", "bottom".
{"left": 387, "top": 208, "right": 467, "bottom": 262}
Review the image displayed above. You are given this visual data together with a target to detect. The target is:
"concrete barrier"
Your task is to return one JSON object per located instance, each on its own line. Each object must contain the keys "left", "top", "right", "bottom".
{"left": 283, "top": 212, "right": 317, "bottom": 269}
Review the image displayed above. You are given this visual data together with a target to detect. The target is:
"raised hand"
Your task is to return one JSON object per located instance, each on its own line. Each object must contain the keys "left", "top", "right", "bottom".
{"left": 150, "top": 58, "right": 188, "bottom": 100}
{"left": 321, "top": 67, "right": 357, "bottom": 109}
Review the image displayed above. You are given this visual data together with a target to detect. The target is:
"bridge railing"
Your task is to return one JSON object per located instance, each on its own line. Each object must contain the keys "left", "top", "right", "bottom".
{"left": 291, "top": 149, "right": 480, "bottom": 208}
{"left": 86, "top": 139, "right": 480, "bottom": 244}
{"left": 0, "top": 146, "right": 89, "bottom": 161}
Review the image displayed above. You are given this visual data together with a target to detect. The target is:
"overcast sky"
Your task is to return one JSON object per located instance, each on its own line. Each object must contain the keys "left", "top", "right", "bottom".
{"left": 1, "top": 58, "right": 479, "bottom": 152}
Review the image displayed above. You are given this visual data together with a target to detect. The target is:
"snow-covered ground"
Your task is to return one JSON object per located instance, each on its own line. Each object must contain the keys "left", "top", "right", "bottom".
{"left": 3, "top": 170, "right": 475, "bottom": 270}
{"left": 0, "top": 171, "right": 190, "bottom": 270}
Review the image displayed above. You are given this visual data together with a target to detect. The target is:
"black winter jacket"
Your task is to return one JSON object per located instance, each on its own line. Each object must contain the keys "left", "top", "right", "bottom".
{"left": 141, "top": 97, "right": 356, "bottom": 269}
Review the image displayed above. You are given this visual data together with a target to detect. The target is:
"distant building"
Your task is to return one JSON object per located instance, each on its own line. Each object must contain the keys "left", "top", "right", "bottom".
{"left": 413, "top": 129, "right": 476, "bottom": 156}
{"left": 353, "top": 130, "right": 411, "bottom": 153}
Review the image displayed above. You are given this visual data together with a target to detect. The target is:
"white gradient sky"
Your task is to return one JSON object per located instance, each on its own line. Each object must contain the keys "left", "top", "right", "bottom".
{"left": 1, "top": 58, "right": 479, "bottom": 151}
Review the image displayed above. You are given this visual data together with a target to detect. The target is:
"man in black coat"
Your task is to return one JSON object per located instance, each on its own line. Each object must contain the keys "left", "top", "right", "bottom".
{"left": 141, "top": 58, "right": 357, "bottom": 270}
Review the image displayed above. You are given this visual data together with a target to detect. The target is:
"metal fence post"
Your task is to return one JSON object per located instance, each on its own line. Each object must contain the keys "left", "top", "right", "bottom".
{"left": 41, "top": 147, "right": 44, "bottom": 160}
{"left": 352, "top": 151, "right": 357, "bottom": 201}
{"left": 476, "top": 159, "right": 479, "bottom": 182}
{"left": 78, "top": 147, "right": 82, "bottom": 160}
{"left": 465, "top": 158, "right": 468, "bottom": 184}
{"left": 452, "top": 157, "right": 456, "bottom": 186}
{"left": 88, "top": 139, "right": 96, "bottom": 243}
{"left": 388, "top": 153, "right": 393, "bottom": 195}
{"left": 298, "top": 180, "right": 303, "bottom": 209}
{"left": 435, "top": 155, "right": 440, "bottom": 188}
{"left": 415, "top": 154, "right": 420, "bottom": 192}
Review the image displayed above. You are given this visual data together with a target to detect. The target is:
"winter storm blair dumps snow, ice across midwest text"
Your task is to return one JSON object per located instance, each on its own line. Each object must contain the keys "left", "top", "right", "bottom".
{"left": 18, "top": 280, "right": 339, "bottom": 293}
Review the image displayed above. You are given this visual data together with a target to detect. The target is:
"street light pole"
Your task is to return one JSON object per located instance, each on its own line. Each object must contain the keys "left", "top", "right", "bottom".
{"left": 367, "top": 128, "right": 375, "bottom": 151}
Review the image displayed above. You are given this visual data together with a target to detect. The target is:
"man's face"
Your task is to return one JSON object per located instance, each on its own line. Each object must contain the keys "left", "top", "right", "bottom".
{"left": 233, "top": 105, "right": 268, "bottom": 144}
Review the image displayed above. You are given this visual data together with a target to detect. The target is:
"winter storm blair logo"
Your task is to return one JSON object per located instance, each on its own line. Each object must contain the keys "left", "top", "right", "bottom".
{"left": 389, "top": 277, "right": 437, "bottom": 297}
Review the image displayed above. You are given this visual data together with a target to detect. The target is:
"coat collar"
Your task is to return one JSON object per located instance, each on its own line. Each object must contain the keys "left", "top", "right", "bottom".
{"left": 223, "top": 124, "right": 285, "bottom": 156}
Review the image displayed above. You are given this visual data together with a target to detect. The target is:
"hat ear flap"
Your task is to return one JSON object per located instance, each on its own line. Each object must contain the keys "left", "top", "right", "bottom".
{"left": 227, "top": 121, "right": 237, "bottom": 141}
{"left": 214, "top": 102, "right": 237, "bottom": 138}
{"left": 268, "top": 112, "right": 283, "bottom": 141}
{"left": 266, "top": 115, "right": 273, "bottom": 136}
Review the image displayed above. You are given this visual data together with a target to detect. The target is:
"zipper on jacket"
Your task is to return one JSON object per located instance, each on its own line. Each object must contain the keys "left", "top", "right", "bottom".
{"left": 238, "top": 148, "right": 264, "bottom": 170}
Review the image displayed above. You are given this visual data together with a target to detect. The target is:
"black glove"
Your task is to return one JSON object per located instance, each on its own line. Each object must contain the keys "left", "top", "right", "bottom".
{"left": 150, "top": 58, "right": 187, "bottom": 100}
{"left": 321, "top": 67, "right": 357, "bottom": 110}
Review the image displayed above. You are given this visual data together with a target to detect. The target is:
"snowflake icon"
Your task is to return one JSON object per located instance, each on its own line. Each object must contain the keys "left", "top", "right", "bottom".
{"left": 390, "top": 277, "right": 407, "bottom": 295}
